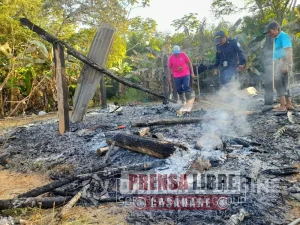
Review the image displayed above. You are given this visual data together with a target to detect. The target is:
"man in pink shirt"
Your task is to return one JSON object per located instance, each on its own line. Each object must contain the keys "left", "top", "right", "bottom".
{"left": 168, "top": 45, "right": 195, "bottom": 104}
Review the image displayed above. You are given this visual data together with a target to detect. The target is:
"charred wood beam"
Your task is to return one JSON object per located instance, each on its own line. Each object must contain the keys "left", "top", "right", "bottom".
{"left": 17, "top": 161, "right": 163, "bottom": 199}
{"left": 107, "top": 133, "right": 180, "bottom": 158}
{"left": 19, "top": 18, "right": 171, "bottom": 101}
{"left": 0, "top": 197, "right": 69, "bottom": 210}
{"left": 262, "top": 167, "right": 299, "bottom": 176}
{"left": 131, "top": 117, "right": 203, "bottom": 127}
{"left": 18, "top": 176, "right": 81, "bottom": 198}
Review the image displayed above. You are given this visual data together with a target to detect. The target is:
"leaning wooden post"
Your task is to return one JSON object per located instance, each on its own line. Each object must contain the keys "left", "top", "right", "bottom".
{"left": 72, "top": 23, "right": 115, "bottom": 122}
{"left": 162, "top": 54, "right": 169, "bottom": 104}
{"left": 53, "top": 42, "right": 69, "bottom": 134}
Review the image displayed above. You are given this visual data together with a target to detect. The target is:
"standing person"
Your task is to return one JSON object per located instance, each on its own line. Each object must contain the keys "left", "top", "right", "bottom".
{"left": 168, "top": 45, "right": 195, "bottom": 104}
{"left": 213, "top": 31, "right": 246, "bottom": 86}
{"left": 264, "top": 21, "right": 293, "bottom": 111}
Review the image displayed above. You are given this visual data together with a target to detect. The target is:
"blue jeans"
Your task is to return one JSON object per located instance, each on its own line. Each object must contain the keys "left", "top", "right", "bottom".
{"left": 174, "top": 75, "right": 191, "bottom": 94}
{"left": 220, "top": 66, "right": 237, "bottom": 85}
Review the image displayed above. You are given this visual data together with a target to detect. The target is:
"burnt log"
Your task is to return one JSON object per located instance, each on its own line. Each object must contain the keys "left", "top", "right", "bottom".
{"left": 107, "top": 133, "right": 179, "bottom": 158}
{"left": 262, "top": 167, "right": 299, "bottom": 176}
{"left": 18, "top": 176, "right": 83, "bottom": 198}
{"left": 0, "top": 197, "right": 69, "bottom": 210}
{"left": 17, "top": 162, "right": 163, "bottom": 199}
{"left": 131, "top": 117, "right": 203, "bottom": 127}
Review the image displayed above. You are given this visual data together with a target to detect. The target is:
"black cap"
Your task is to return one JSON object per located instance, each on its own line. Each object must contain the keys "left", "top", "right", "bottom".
{"left": 214, "top": 31, "right": 226, "bottom": 44}
{"left": 263, "top": 21, "right": 280, "bottom": 34}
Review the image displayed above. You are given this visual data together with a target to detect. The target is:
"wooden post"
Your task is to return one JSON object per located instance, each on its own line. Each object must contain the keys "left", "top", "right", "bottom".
{"left": 72, "top": 23, "right": 115, "bottom": 122}
{"left": 264, "top": 34, "right": 274, "bottom": 105}
{"left": 100, "top": 77, "right": 107, "bottom": 108}
{"left": 162, "top": 54, "right": 169, "bottom": 104}
{"left": 195, "top": 63, "right": 201, "bottom": 98}
{"left": 53, "top": 42, "right": 69, "bottom": 134}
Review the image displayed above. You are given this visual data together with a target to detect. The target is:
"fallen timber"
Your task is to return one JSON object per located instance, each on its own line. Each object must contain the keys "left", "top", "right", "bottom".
{"left": 0, "top": 197, "right": 69, "bottom": 210}
{"left": 131, "top": 117, "right": 204, "bottom": 127}
{"left": 19, "top": 18, "right": 175, "bottom": 103}
{"left": 15, "top": 161, "right": 163, "bottom": 200}
{"left": 107, "top": 133, "right": 182, "bottom": 158}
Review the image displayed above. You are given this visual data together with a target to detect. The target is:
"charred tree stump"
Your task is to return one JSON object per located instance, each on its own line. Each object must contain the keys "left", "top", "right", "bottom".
{"left": 0, "top": 197, "right": 69, "bottom": 210}
{"left": 72, "top": 23, "right": 115, "bottom": 122}
{"left": 53, "top": 42, "right": 69, "bottom": 134}
{"left": 107, "top": 133, "right": 179, "bottom": 158}
{"left": 264, "top": 34, "right": 274, "bottom": 105}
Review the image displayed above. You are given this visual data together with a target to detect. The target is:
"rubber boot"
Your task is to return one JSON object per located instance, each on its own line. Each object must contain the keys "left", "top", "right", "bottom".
{"left": 179, "top": 94, "right": 186, "bottom": 105}
{"left": 185, "top": 92, "right": 191, "bottom": 101}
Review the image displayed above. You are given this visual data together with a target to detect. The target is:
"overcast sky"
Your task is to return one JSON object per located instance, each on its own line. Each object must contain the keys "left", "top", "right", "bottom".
{"left": 129, "top": 0, "right": 299, "bottom": 33}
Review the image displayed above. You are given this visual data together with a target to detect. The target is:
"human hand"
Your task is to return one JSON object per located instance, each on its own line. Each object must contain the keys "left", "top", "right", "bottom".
{"left": 191, "top": 73, "right": 196, "bottom": 79}
{"left": 238, "top": 65, "right": 245, "bottom": 70}
{"left": 213, "top": 69, "right": 218, "bottom": 75}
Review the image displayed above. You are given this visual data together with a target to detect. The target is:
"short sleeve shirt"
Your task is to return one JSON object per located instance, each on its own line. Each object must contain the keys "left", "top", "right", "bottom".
{"left": 168, "top": 52, "right": 191, "bottom": 78}
{"left": 274, "top": 31, "right": 292, "bottom": 60}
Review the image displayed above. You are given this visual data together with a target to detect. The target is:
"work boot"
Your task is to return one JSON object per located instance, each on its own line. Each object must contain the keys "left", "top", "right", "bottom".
{"left": 185, "top": 92, "right": 191, "bottom": 101}
{"left": 179, "top": 94, "right": 186, "bottom": 105}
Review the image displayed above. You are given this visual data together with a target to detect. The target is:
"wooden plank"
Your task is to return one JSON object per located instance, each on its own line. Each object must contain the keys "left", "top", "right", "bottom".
{"left": 53, "top": 42, "right": 69, "bottom": 134}
{"left": 72, "top": 23, "right": 115, "bottom": 122}
{"left": 177, "top": 97, "right": 195, "bottom": 116}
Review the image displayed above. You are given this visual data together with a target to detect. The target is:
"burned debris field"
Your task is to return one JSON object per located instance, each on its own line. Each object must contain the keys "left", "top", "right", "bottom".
{"left": 1, "top": 85, "right": 300, "bottom": 225}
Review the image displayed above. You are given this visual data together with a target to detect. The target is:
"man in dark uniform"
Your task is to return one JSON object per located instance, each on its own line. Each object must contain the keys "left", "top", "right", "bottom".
{"left": 213, "top": 31, "right": 246, "bottom": 85}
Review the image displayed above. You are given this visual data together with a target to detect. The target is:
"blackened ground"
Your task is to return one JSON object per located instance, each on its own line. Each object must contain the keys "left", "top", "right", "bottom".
{"left": 1, "top": 85, "right": 300, "bottom": 225}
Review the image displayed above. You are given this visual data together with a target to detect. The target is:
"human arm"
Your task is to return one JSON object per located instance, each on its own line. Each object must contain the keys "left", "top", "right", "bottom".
{"left": 189, "top": 62, "right": 195, "bottom": 79}
{"left": 282, "top": 47, "right": 293, "bottom": 73}
{"left": 233, "top": 40, "right": 246, "bottom": 70}
{"left": 281, "top": 33, "right": 293, "bottom": 73}
{"left": 213, "top": 50, "right": 220, "bottom": 75}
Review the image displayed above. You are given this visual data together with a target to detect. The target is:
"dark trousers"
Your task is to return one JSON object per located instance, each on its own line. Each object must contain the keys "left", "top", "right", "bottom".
{"left": 174, "top": 75, "right": 191, "bottom": 94}
{"left": 220, "top": 66, "right": 237, "bottom": 85}
{"left": 274, "top": 60, "right": 291, "bottom": 97}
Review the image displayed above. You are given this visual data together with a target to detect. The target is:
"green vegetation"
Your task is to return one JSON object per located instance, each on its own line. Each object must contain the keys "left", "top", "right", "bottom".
{"left": 0, "top": 0, "right": 300, "bottom": 117}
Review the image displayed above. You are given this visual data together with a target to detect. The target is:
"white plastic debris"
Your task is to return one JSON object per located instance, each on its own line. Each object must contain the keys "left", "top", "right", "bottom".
{"left": 228, "top": 208, "right": 249, "bottom": 225}
{"left": 38, "top": 111, "right": 47, "bottom": 116}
